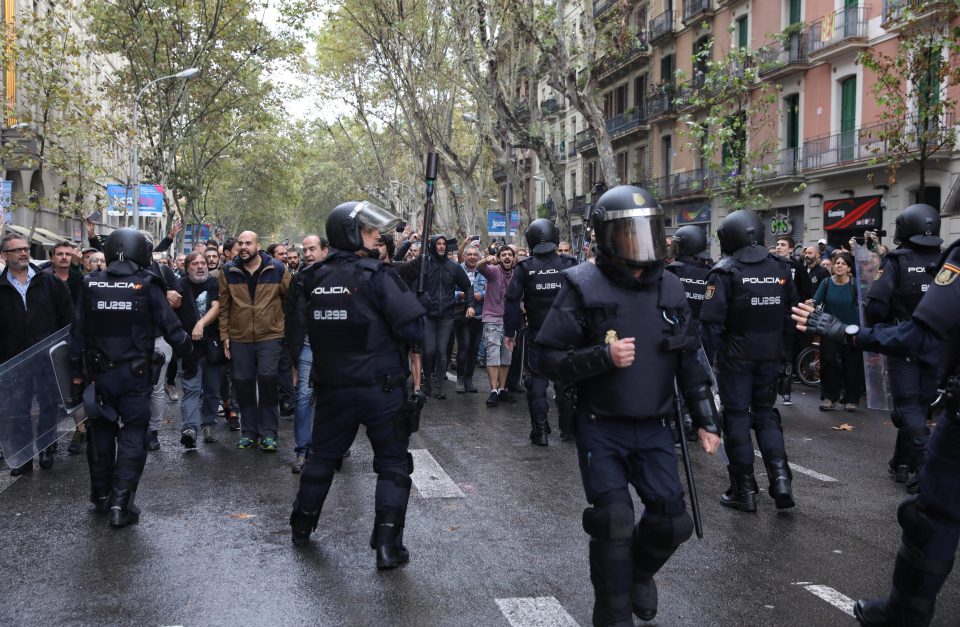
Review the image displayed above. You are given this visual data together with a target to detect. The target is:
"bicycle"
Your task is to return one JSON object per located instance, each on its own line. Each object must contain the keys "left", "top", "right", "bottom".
{"left": 796, "top": 340, "right": 821, "bottom": 387}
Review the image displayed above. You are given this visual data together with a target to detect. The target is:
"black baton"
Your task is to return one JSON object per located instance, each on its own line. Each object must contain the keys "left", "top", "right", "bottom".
{"left": 674, "top": 379, "right": 703, "bottom": 539}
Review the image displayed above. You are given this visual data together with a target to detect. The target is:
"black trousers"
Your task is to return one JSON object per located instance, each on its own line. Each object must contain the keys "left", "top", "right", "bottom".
{"left": 454, "top": 318, "right": 483, "bottom": 381}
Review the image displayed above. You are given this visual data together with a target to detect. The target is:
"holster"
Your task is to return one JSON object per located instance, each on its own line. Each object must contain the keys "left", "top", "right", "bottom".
{"left": 147, "top": 351, "right": 166, "bottom": 385}
{"left": 399, "top": 393, "right": 425, "bottom": 437}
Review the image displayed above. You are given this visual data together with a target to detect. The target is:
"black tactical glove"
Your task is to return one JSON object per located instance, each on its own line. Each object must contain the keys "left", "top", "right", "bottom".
{"left": 182, "top": 353, "right": 199, "bottom": 380}
{"left": 804, "top": 309, "right": 850, "bottom": 343}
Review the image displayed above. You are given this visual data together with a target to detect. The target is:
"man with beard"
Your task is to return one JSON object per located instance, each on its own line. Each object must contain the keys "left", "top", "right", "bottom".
{"left": 219, "top": 231, "right": 291, "bottom": 451}
{"left": 178, "top": 250, "right": 223, "bottom": 448}
{"left": 205, "top": 247, "right": 222, "bottom": 280}
{"left": 478, "top": 245, "right": 518, "bottom": 406}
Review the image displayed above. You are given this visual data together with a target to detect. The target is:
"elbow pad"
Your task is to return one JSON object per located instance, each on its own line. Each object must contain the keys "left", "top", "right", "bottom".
{"left": 685, "top": 384, "right": 720, "bottom": 435}
{"left": 543, "top": 344, "right": 615, "bottom": 383}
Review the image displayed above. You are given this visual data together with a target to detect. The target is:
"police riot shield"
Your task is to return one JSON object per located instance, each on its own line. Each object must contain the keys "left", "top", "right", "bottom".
{"left": 855, "top": 246, "right": 892, "bottom": 411}
{"left": 0, "top": 327, "right": 81, "bottom": 469}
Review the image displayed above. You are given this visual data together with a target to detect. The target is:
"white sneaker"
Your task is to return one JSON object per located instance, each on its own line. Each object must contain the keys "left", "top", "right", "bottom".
{"left": 164, "top": 384, "right": 180, "bottom": 402}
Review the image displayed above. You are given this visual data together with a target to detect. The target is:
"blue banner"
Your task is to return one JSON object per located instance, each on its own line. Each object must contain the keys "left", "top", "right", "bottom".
{"left": 487, "top": 210, "right": 520, "bottom": 236}
{"left": 106, "top": 184, "right": 165, "bottom": 217}
{"left": 0, "top": 181, "right": 11, "bottom": 227}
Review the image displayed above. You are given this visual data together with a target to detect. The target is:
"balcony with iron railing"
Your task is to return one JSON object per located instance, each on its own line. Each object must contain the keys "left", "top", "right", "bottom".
{"left": 756, "top": 33, "right": 810, "bottom": 80}
{"left": 803, "top": 113, "right": 956, "bottom": 172}
{"left": 653, "top": 169, "right": 712, "bottom": 200}
{"left": 599, "top": 31, "right": 651, "bottom": 83}
{"left": 540, "top": 97, "right": 561, "bottom": 116}
{"left": 576, "top": 128, "right": 597, "bottom": 152}
{"left": 594, "top": 0, "right": 617, "bottom": 18}
{"left": 755, "top": 147, "right": 803, "bottom": 182}
{"left": 646, "top": 86, "right": 677, "bottom": 120}
{"left": 682, "top": 0, "right": 714, "bottom": 26}
{"left": 807, "top": 6, "right": 869, "bottom": 60}
{"left": 573, "top": 108, "right": 648, "bottom": 153}
{"left": 882, "top": 0, "right": 954, "bottom": 28}
{"left": 650, "top": 10, "right": 675, "bottom": 43}
{"left": 674, "top": 73, "right": 707, "bottom": 109}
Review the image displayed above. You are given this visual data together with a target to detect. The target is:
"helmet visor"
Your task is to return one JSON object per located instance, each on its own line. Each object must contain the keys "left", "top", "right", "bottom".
{"left": 598, "top": 208, "right": 668, "bottom": 265}
{"left": 350, "top": 201, "right": 401, "bottom": 234}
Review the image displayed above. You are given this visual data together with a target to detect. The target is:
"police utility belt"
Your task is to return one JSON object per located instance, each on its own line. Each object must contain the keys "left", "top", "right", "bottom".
{"left": 86, "top": 349, "right": 166, "bottom": 384}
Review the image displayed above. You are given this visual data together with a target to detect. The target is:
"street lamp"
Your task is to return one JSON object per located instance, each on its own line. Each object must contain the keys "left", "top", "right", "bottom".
{"left": 130, "top": 67, "right": 200, "bottom": 228}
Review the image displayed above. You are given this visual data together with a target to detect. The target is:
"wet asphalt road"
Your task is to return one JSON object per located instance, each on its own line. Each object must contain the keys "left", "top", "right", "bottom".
{"left": 1, "top": 377, "right": 958, "bottom": 627}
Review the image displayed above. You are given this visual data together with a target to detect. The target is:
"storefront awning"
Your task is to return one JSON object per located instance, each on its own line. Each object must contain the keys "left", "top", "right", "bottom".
{"left": 3, "top": 224, "right": 60, "bottom": 248}
{"left": 32, "top": 226, "right": 72, "bottom": 245}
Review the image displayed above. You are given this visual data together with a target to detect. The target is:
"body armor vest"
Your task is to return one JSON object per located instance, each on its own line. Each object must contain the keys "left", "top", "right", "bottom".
{"left": 565, "top": 263, "right": 687, "bottom": 419}
{"left": 518, "top": 253, "right": 577, "bottom": 330}
{"left": 83, "top": 269, "right": 155, "bottom": 362}
{"left": 715, "top": 255, "right": 791, "bottom": 362}
{"left": 667, "top": 257, "right": 711, "bottom": 320}
{"left": 305, "top": 257, "right": 404, "bottom": 388}
{"left": 888, "top": 247, "right": 941, "bottom": 322}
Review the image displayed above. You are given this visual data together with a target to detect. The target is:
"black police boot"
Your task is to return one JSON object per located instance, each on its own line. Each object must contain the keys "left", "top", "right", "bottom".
{"left": 146, "top": 430, "right": 161, "bottom": 451}
{"left": 853, "top": 598, "right": 898, "bottom": 626}
{"left": 631, "top": 577, "right": 658, "bottom": 622}
{"left": 90, "top": 486, "right": 111, "bottom": 514}
{"left": 888, "top": 462, "right": 910, "bottom": 484}
{"left": 289, "top": 502, "right": 320, "bottom": 547}
{"left": 371, "top": 509, "right": 409, "bottom": 570}
{"left": 720, "top": 467, "right": 757, "bottom": 513}
{"left": 10, "top": 461, "right": 33, "bottom": 477}
{"left": 529, "top": 416, "right": 548, "bottom": 446}
{"left": 108, "top": 486, "right": 141, "bottom": 529}
{"left": 766, "top": 459, "right": 795, "bottom": 510}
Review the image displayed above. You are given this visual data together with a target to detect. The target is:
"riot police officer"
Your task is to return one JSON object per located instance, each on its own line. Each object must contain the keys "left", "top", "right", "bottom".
{"left": 504, "top": 218, "right": 578, "bottom": 445}
{"left": 793, "top": 237, "right": 960, "bottom": 627}
{"left": 864, "top": 203, "right": 943, "bottom": 492}
{"left": 537, "top": 185, "right": 721, "bottom": 626}
{"left": 68, "top": 228, "right": 194, "bottom": 529}
{"left": 700, "top": 210, "right": 798, "bottom": 513}
{"left": 287, "top": 201, "right": 425, "bottom": 570}
{"left": 666, "top": 225, "right": 712, "bottom": 322}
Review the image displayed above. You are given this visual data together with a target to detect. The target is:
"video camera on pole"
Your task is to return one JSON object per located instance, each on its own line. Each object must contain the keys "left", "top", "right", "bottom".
{"left": 417, "top": 152, "right": 438, "bottom": 297}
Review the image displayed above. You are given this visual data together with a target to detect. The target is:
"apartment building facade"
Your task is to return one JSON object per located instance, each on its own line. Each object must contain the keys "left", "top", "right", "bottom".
{"left": 522, "top": 0, "right": 959, "bottom": 256}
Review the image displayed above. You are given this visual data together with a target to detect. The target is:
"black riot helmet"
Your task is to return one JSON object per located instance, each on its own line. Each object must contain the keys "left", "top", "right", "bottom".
{"left": 717, "top": 210, "right": 767, "bottom": 262}
{"left": 103, "top": 228, "right": 152, "bottom": 269}
{"left": 590, "top": 185, "right": 668, "bottom": 267}
{"left": 325, "top": 201, "right": 402, "bottom": 252}
{"left": 525, "top": 218, "right": 560, "bottom": 254}
{"left": 894, "top": 203, "right": 942, "bottom": 247}
{"left": 673, "top": 225, "right": 709, "bottom": 260}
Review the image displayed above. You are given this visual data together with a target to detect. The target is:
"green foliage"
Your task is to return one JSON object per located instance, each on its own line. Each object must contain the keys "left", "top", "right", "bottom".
{"left": 857, "top": 3, "right": 960, "bottom": 200}
{"left": 676, "top": 36, "right": 781, "bottom": 211}
{"left": 0, "top": 1, "right": 117, "bottom": 217}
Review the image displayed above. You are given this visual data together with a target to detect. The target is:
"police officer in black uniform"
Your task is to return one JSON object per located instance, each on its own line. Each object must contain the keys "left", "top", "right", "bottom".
{"left": 287, "top": 201, "right": 425, "bottom": 570}
{"left": 68, "top": 228, "right": 194, "bottom": 529}
{"left": 537, "top": 186, "right": 721, "bottom": 626}
{"left": 864, "top": 204, "right": 943, "bottom": 492}
{"left": 793, "top": 237, "right": 960, "bottom": 627}
{"left": 700, "top": 210, "right": 798, "bottom": 513}
{"left": 504, "top": 218, "right": 578, "bottom": 445}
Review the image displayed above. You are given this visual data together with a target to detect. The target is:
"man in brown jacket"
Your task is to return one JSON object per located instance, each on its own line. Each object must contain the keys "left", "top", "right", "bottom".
{"left": 219, "top": 230, "right": 291, "bottom": 451}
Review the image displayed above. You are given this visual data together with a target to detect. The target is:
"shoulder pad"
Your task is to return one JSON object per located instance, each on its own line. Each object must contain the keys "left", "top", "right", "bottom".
{"left": 515, "top": 257, "right": 535, "bottom": 271}
{"left": 561, "top": 255, "right": 579, "bottom": 267}
{"left": 563, "top": 262, "right": 618, "bottom": 307}
{"left": 710, "top": 257, "right": 736, "bottom": 274}
{"left": 356, "top": 257, "right": 383, "bottom": 273}
{"left": 886, "top": 248, "right": 910, "bottom": 258}
{"left": 658, "top": 270, "right": 688, "bottom": 308}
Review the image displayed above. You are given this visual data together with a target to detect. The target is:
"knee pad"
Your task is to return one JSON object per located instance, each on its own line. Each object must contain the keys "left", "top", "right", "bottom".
{"left": 377, "top": 469, "right": 413, "bottom": 490}
{"left": 898, "top": 497, "right": 933, "bottom": 545}
{"left": 257, "top": 375, "right": 279, "bottom": 406}
{"left": 582, "top": 490, "right": 634, "bottom": 540}
{"left": 290, "top": 498, "right": 321, "bottom": 531}
{"left": 637, "top": 511, "right": 694, "bottom": 550}
{"left": 373, "top": 453, "right": 415, "bottom": 476}
{"left": 300, "top": 464, "right": 335, "bottom": 489}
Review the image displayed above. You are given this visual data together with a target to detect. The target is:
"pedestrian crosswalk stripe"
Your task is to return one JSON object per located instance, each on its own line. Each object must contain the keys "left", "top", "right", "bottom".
{"left": 0, "top": 474, "right": 18, "bottom": 495}
{"left": 410, "top": 449, "right": 465, "bottom": 498}
{"left": 495, "top": 597, "right": 579, "bottom": 627}
{"left": 795, "top": 583, "right": 855, "bottom": 617}
{"left": 755, "top": 450, "right": 838, "bottom": 482}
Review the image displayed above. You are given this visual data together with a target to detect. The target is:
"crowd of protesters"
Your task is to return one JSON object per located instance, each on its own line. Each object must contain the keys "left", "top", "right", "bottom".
{"left": 1, "top": 210, "right": 893, "bottom": 477}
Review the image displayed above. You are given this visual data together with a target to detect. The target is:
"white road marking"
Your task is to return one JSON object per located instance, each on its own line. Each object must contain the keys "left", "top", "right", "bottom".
{"left": 410, "top": 449, "right": 464, "bottom": 498}
{"left": 754, "top": 450, "right": 837, "bottom": 482}
{"left": 495, "top": 597, "right": 579, "bottom": 627}
{"left": 796, "top": 583, "right": 855, "bottom": 617}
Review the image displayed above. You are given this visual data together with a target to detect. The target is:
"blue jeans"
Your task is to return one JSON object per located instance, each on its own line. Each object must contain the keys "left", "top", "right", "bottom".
{"left": 294, "top": 344, "right": 314, "bottom": 455}
{"left": 179, "top": 356, "right": 222, "bottom": 430}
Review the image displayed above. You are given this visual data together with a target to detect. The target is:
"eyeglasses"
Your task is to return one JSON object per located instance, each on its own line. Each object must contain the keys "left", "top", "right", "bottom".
{"left": 2, "top": 247, "right": 29, "bottom": 254}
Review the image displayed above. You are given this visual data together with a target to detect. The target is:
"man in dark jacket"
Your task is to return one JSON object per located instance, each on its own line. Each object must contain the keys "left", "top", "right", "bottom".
{"left": 0, "top": 234, "right": 74, "bottom": 475}
{"left": 395, "top": 234, "right": 474, "bottom": 399}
